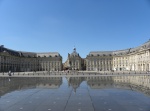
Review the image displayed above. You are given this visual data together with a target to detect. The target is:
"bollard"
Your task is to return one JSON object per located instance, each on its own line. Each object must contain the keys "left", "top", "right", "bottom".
{"left": 18, "top": 73, "right": 19, "bottom": 75}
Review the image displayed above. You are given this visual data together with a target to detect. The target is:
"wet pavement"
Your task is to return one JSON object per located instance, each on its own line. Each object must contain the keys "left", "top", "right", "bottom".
{"left": 0, "top": 76, "right": 150, "bottom": 111}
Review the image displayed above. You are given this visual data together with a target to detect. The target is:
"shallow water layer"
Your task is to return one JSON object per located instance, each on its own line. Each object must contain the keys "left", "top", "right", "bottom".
{"left": 0, "top": 75, "right": 150, "bottom": 111}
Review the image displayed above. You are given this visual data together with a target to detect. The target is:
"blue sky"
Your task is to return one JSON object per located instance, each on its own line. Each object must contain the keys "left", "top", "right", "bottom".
{"left": 0, "top": 0, "right": 150, "bottom": 62}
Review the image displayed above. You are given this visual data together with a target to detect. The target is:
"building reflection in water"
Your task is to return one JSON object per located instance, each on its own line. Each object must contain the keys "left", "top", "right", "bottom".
{"left": 0, "top": 77, "right": 62, "bottom": 96}
{"left": 66, "top": 77, "right": 85, "bottom": 92}
{"left": 0, "top": 75, "right": 150, "bottom": 97}
{"left": 67, "top": 76, "right": 150, "bottom": 95}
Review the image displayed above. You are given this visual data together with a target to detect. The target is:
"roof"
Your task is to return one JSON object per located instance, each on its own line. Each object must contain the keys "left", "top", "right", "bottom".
{"left": 0, "top": 45, "right": 61, "bottom": 58}
{"left": 89, "top": 51, "right": 113, "bottom": 56}
{"left": 88, "top": 40, "right": 150, "bottom": 56}
{"left": 37, "top": 52, "right": 60, "bottom": 57}
{"left": 0, "top": 46, "right": 20, "bottom": 56}
{"left": 70, "top": 48, "right": 80, "bottom": 57}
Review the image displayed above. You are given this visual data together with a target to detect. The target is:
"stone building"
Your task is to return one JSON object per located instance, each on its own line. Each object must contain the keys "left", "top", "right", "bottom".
{"left": 112, "top": 49, "right": 130, "bottom": 71}
{"left": 112, "top": 40, "right": 150, "bottom": 71}
{"left": 0, "top": 45, "right": 62, "bottom": 72}
{"left": 86, "top": 40, "right": 150, "bottom": 71}
{"left": 1, "top": 40, "right": 150, "bottom": 72}
{"left": 37, "top": 52, "right": 62, "bottom": 71}
{"left": 64, "top": 48, "right": 85, "bottom": 70}
{"left": 86, "top": 51, "right": 113, "bottom": 71}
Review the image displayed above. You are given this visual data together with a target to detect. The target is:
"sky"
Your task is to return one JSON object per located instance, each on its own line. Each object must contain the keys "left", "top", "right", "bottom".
{"left": 0, "top": 0, "right": 150, "bottom": 62}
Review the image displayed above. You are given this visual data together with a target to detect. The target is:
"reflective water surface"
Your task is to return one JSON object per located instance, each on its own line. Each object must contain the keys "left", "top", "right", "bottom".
{"left": 0, "top": 75, "right": 150, "bottom": 111}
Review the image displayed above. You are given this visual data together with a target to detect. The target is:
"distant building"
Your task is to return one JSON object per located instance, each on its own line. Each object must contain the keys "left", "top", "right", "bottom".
{"left": 86, "top": 51, "right": 113, "bottom": 71}
{"left": 64, "top": 47, "right": 85, "bottom": 70}
{"left": 1, "top": 40, "right": 150, "bottom": 72}
{"left": 37, "top": 52, "right": 62, "bottom": 71}
{"left": 0, "top": 46, "right": 62, "bottom": 72}
{"left": 86, "top": 40, "right": 150, "bottom": 71}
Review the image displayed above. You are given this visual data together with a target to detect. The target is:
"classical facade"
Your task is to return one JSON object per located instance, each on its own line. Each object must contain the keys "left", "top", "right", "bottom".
{"left": 86, "top": 51, "right": 113, "bottom": 71}
{"left": 37, "top": 52, "right": 62, "bottom": 71}
{"left": 0, "top": 45, "right": 62, "bottom": 72}
{"left": 64, "top": 48, "right": 85, "bottom": 70}
{"left": 1, "top": 40, "right": 150, "bottom": 72}
{"left": 86, "top": 40, "right": 150, "bottom": 71}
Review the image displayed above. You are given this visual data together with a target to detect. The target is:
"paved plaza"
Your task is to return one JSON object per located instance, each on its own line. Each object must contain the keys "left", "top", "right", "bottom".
{"left": 0, "top": 76, "right": 150, "bottom": 111}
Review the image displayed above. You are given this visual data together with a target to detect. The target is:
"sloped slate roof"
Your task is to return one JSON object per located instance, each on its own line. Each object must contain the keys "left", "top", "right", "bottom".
{"left": 113, "top": 49, "right": 130, "bottom": 55}
{"left": 0, "top": 46, "right": 20, "bottom": 56}
{"left": 89, "top": 51, "right": 113, "bottom": 56}
{"left": 0, "top": 45, "right": 61, "bottom": 57}
{"left": 20, "top": 51, "right": 37, "bottom": 57}
{"left": 37, "top": 52, "right": 60, "bottom": 57}
{"left": 89, "top": 40, "right": 150, "bottom": 56}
